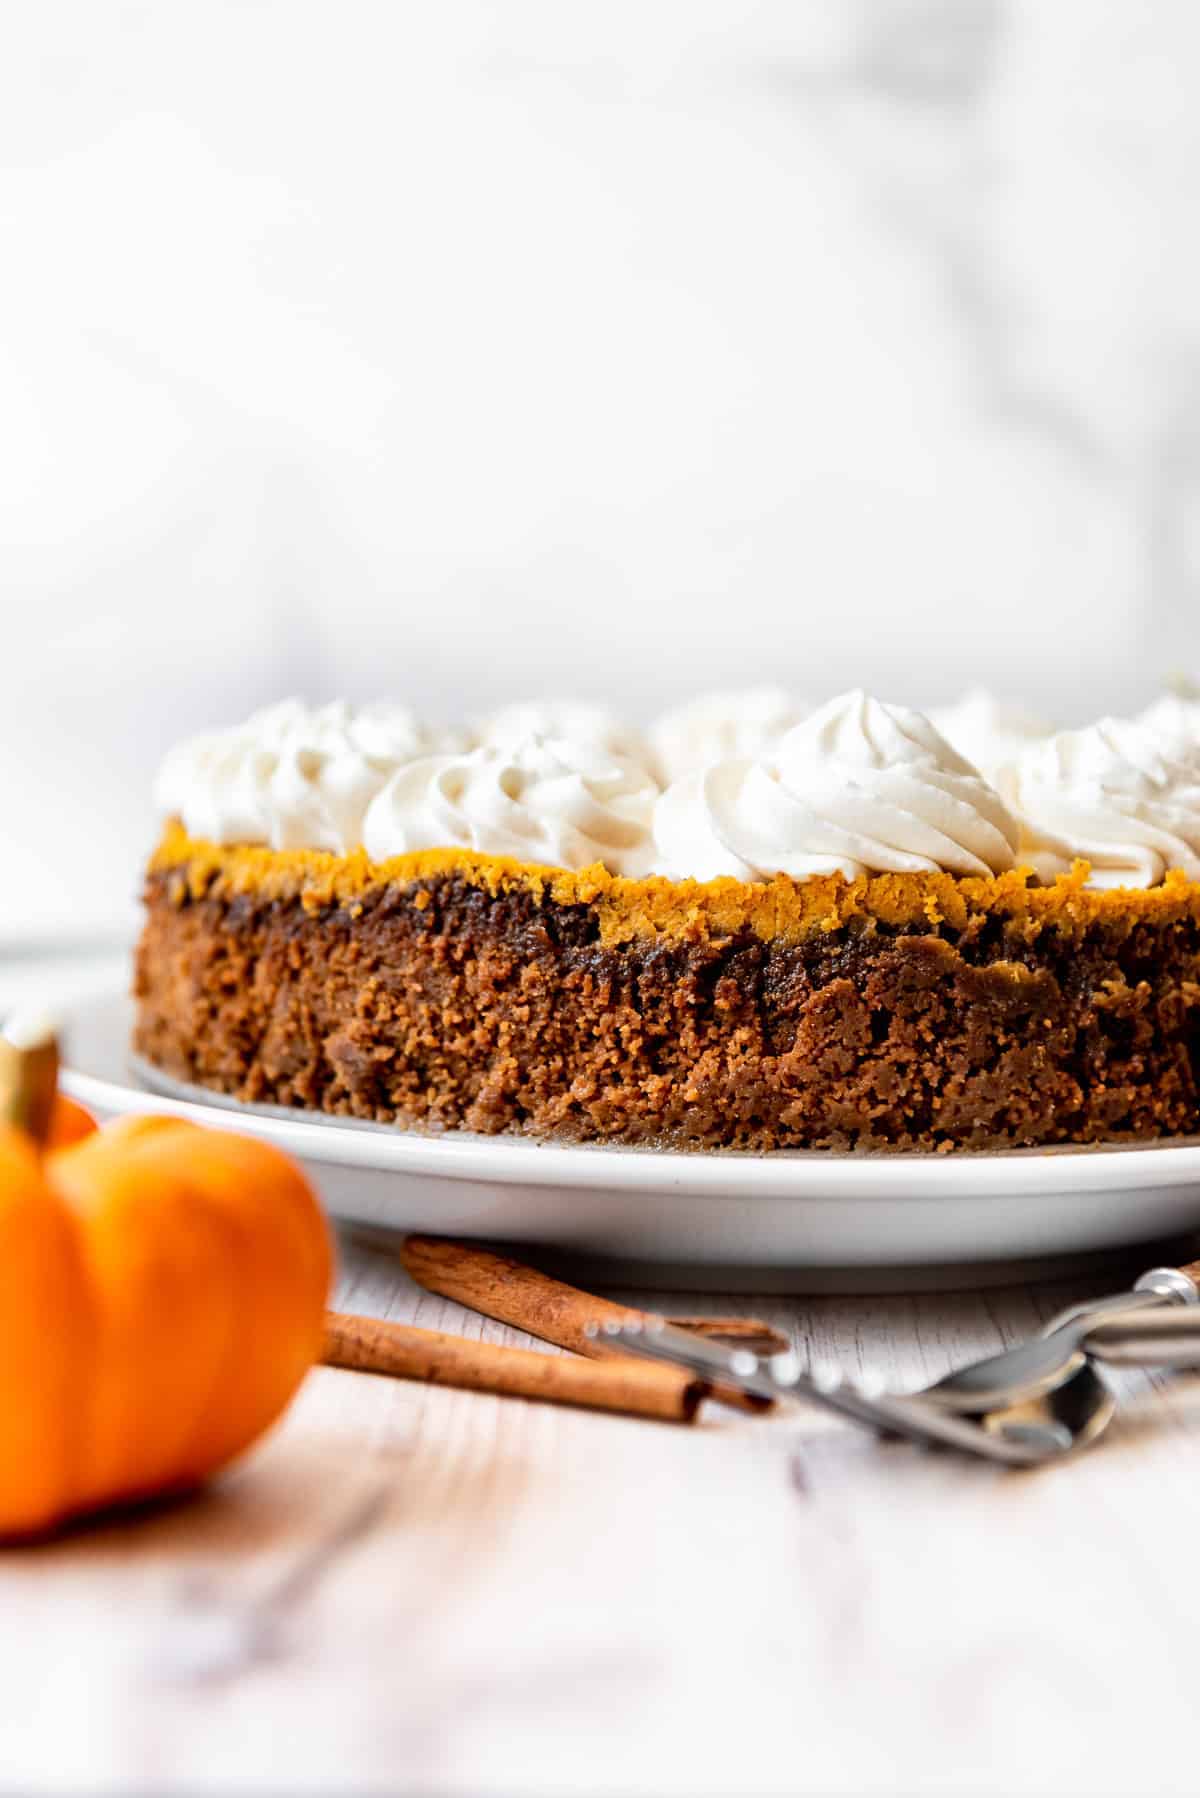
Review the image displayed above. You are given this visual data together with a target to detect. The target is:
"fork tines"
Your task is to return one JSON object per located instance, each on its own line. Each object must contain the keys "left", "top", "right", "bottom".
{"left": 589, "top": 1317, "right": 787, "bottom": 1403}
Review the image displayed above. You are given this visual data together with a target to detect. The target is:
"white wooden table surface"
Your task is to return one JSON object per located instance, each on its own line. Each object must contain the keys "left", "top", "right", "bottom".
{"left": 2, "top": 954, "right": 1198, "bottom": 1796}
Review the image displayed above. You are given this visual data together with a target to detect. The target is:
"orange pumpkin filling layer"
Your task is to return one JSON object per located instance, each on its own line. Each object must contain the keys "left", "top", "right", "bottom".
{"left": 149, "top": 820, "right": 1200, "bottom": 950}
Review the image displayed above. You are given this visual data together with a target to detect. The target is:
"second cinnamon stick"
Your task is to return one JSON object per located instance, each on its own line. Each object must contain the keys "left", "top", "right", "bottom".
{"left": 397, "top": 1235, "right": 780, "bottom": 1411}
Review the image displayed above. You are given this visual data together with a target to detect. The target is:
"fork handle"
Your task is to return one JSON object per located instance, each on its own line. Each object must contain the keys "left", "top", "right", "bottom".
{"left": 1133, "top": 1261, "right": 1200, "bottom": 1304}
{"left": 1085, "top": 1308, "right": 1200, "bottom": 1367}
{"left": 1040, "top": 1258, "right": 1200, "bottom": 1340}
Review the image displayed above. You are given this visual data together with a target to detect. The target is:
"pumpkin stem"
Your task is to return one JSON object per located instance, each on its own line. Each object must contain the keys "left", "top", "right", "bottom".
{"left": 0, "top": 1012, "right": 60, "bottom": 1145}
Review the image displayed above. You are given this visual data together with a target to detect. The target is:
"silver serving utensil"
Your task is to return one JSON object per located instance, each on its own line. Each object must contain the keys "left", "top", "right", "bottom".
{"left": 955, "top": 1308, "right": 1200, "bottom": 1453}
{"left": 978, "top": 1358, "right": 1114, "bottom": 1457}
{"left": 918, "top": 1258, "right": 1200, "bottom": 1413}
{"left": 589, "top": 1319, "right": 1089, "bottom": 1466}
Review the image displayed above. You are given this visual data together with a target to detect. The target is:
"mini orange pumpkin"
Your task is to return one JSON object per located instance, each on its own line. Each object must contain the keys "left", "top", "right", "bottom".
{"left": 0, "top": 1040, "right": 332, "bottom": 1537}
{"left": 46, "top": 1093, "right": 98, "bottom": 1151}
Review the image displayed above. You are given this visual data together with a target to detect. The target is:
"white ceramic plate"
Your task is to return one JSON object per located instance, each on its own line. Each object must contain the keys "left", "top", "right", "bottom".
{"left": 59, "top": 989, "right": 1200, "bottom": 1291}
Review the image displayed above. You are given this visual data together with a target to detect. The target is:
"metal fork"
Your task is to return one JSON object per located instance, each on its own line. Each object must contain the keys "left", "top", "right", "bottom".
{"left": 588, "top": 1319, "right": 1088, "bottom": 1466}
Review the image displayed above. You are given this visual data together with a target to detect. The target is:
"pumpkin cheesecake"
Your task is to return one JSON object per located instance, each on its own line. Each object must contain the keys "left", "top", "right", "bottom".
{"left": 134, "top": 691, "right": 1200, "bottom": 1153}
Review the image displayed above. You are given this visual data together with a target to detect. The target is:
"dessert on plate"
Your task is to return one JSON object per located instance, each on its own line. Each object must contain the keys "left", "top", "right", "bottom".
{"left": 135, "top": 688, "right": 1200, "bottom": 1154}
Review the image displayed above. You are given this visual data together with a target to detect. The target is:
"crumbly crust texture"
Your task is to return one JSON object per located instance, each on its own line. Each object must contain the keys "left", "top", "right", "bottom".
{"left": 133, "top": 828, "right": 1200, "bottom": 1153}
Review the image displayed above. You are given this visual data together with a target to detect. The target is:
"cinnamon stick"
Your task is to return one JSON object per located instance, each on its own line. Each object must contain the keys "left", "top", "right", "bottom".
{"left": 397, "top": 1235, "right": 782, "bottom": 1411}
{"left": 664, "top": 1317, "right": 791, "bottom": 1356}
{"left": 321, "top": 1311, "right": 705, "bottom": 1423}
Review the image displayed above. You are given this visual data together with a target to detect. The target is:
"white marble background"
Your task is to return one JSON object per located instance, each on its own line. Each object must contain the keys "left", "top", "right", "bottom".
{"left": 3, "top": 0, "right": 1200, "bottom": 935}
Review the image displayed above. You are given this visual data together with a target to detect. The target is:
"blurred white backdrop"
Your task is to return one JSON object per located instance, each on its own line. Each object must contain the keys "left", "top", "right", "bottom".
{"left": 3, "top": 0, "right": 1200, "bottom": 935}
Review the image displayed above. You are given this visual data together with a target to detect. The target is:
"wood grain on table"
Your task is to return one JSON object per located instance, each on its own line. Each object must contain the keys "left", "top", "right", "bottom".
{"left": 1, "top": 1230, "right": 1197, "bottom": 1797}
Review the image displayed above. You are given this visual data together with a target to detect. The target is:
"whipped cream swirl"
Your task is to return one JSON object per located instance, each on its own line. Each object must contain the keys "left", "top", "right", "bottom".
{"left": 649, "top": 688, "right": 809, "bottom": 785}
{"left": 362, "top": 735, "right": 658, "bottom": 877}
{"left": 653, "top": 690, "right": 1019, "bottom": 881}
{"left": 928, "top": 689, "right": 1052, "bottom": 801}
{"left": 1011, "top": 718, "right": 1200, "bottom": 887}
{"left": 156, "top": 699, "right": 450, "bottom": 853}
{"left": 1136, "top": 690, "right": 1200, "bottom": 761}
{"left": 476, "top": 699, "right": 653, "bottom": 774}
